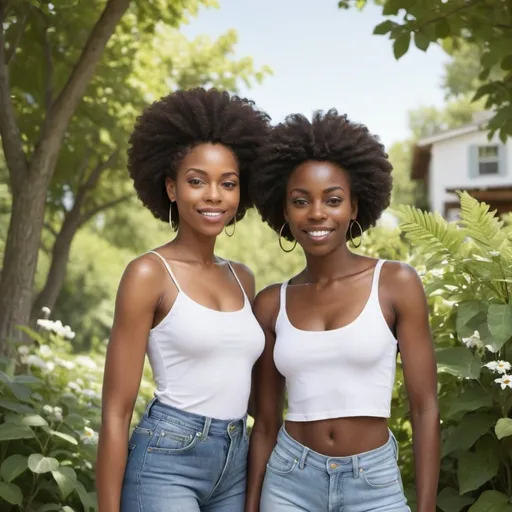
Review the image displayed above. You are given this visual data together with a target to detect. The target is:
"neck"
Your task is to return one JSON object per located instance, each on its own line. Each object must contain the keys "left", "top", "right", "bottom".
{"left": 170, "top": 225, "right": 218, "bottom": 265}
{"left": 303, "top": 243, "right": 356, "bottom": 284}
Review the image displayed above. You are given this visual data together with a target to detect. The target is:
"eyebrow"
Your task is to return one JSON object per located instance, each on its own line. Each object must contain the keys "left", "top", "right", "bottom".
{"left": 291, "top": 186, "right": 345, "bottom": 194}
{"left": 185, "top": 168, "right": 239, "bottom": 178}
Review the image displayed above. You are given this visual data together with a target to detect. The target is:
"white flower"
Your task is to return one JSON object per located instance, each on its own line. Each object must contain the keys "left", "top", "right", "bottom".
{"left": 17, "top": 345, "right": 29, "bottom": 355}
{"left": 462, "top": 331, "right": 483, "bottom": 349}
{"left": 41, "top": 306, "right": 51, "bottom": 316}
{"left": 39, "top": 345, "right": 52, "bottom": 357}
{"left": 68, "top": 381, "right": 81, "bottom": 392}
{"left": 75, "top": 356, "right": 97, "bottom": 370}
{"left": 495, "top": 375, "right": 512, "bottom": 390}
{"left": 490, "top": 250, "right": 500, "bottom": 257}
{"left": 36, "top": 318, "right": 75, "bottom": 340}
{"left": 42, "top": 404, "right": 53, "bottom": 415}
{"left": 25, "top": 355, "right": 47, "bottom": 369}
{"left": 52, "top": 407, "right": 63, "bottom": 422}
{"left": 45, "top": 362, "right": 55, "bottom": 372}
{"left": 431, "top": 268, "right": 444, "bottom": 278}
{"left": 55, "top": 357, "right": 75, "bottom": 370}
{"left": 484, "top": 361, "right": 512, "bottom": 374}
{"left": 76, "top": 378, "right": 84, "bottom": 386}
{"left": 81, "top": 427, "right": 98, "bottom": 445}
{"left": 82, "top": 389, "right": 99, "bottom": 399}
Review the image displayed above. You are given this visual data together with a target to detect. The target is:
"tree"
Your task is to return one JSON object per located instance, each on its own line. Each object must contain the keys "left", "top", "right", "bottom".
{"left": 0, "top": 0, "right": 253, "bottom": 352}
{"left": 338, "top": 0, "right": 512, "bottom": 141}
{"left": 31, "top": 26, "right": 270, "bottom": 319}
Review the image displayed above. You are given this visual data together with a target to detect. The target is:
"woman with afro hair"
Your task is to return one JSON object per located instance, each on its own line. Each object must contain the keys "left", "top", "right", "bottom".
{"left": 246, "top": 110, "right": 440, "bottom": 512}
{"left": 96, "top": 88, "right": 270, "bottom": 512}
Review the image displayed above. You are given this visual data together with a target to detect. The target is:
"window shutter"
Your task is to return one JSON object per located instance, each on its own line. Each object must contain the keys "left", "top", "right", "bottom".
{"left": 468, "top": 144, "right": 479, "bottom": 178}
{"left": 498, "top": 144, "right": 508, "bottom": 177}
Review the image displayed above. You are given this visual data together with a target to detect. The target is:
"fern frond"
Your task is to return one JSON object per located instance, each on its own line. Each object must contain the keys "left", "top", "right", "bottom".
{"left": 393, "top": 205, "right": 466, "bottom": 267}
{"left": 459, "top": 191, "right": 506, "bottom": 250}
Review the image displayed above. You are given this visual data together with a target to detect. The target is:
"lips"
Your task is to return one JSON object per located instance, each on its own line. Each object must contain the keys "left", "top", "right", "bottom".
{"left": 197, "top": 209, "right": 226, "bottom": 223}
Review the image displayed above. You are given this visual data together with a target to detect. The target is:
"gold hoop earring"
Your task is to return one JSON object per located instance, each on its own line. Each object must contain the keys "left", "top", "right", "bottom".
{"left": 349, "top": 220, "right": 363, "bottom": 248}
{"left": 225, "top": 217, "right": 236, "bottom": 237}
{"left": 169, "top": 201, "right": 173, "bottom": 228}
{"left": 279, "top": 223, "right": 297, "bottom": 253}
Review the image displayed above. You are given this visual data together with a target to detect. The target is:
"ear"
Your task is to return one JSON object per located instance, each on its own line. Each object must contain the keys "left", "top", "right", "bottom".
{"left": 165, "top": 177, "right": 176, "bottom": 202}
{"left": 351, "top": 197, "right": 359, "bottom": 221}
{"left": 283, "top": 207, "right": 289, "bottom": 224}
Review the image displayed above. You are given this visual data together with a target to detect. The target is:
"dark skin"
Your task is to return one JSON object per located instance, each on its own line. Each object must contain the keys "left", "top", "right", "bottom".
{"left": 246, "top": 161, "right": 440, "bottom": 512}
{"left": 96, "top": 143, "right": 256, "bottom": 512}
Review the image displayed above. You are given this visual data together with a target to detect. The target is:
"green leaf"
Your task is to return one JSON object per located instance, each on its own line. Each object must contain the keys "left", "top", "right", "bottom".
{"left": 495, "top": 418, "right": 512, "bottom": 440}
{"left": 13, "top": 375, "right": 43, "bottom": 386}
{"left": 487, "top": 304, "right": 512, "bottom": 351}
{"left": 501, "top": 55, "right": 512, "bottom": 71}
{"left": 45, "top": 429, "right": 78, "bottom": 445}
{"left": 373, "top": 20, "right": 396, "bottom": 35}
{"left": 28, "top": 454, "right": 60, "bottom": 474}
{"left": 442, "top": 412, "right": 496, "bottom": 457}
{"left": 393, "top": 33, "right": 410, "bottom": 60}
{"left": 445, "top": 386, "right": 492, "bottom": 418}
{"left": 0, "top": 398, "right": 35, "bottom": 414}
{"left": 36, "top": 505, "right": 62, "bottom": 512}
{"left": 0, "top": 455, "right": 28, "bottom": 483}
{"left": 0, "top": 481, "right": 23, "bottom": 505}
{"left": 61, "top": 507, "right": 75, "bottom": 512}
{"left": 382, "top": 0, "right": 402, "bottom": 15}
{"left": 75, "top": 480, "right": 95, "bottom": 512}
{"left": 0, "top": 370, "right": 11, "bottom": 386}
{"left": 469, "top": 490, "right": 512, "bottom": 511}
{"left": 436, "top": 347, "right": 481, "bottom": 380}
{"left": 458, "top": 438, "right": 500, "bottom": 494}
{"left": 414, "top": 32, "right": 430, "bottom": 51}
{"left": 21, "top": 414, "right": 49, "bottom": 427}
{"left": 437, "top": 487, "right": 474, "bottom": 512}
{"left": 456, "top": 300, "right": 488, "bottom": 338}
{"left": 52, "top": 466, "right": 77, "bottom": 499}
{"left": 435, "top": 18, "right": 451, "bottom": 39}
{"left": 63, "top": 413, "right": 85, "bottom": 428}
{"left": 0, "top": 422, "right": 33, "bottom": 440}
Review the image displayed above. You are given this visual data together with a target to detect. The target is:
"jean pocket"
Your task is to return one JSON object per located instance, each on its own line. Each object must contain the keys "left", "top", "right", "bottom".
{"left": 127, "top": 444, "right": 136, "bottom": 462}
{"left": 360, "top": 455, "right": 401, "bottom": 488}
{"left": 148, "top": 422, "right": 200, "bottom": 455}
{"left": 266, "top": 446, "right": 298, "bottom": 475}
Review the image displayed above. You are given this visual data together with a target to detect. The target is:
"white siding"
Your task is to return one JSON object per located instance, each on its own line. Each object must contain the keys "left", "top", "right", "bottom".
{"left": 428, "top": 130, "right": 512, "bottom": 215}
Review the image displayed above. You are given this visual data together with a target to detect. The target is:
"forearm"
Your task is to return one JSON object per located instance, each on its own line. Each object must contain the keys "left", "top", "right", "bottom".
{"left": 245, "top": 427, "right": 279, "bottom": 512}
{"left": 96, "top": 420, "right": 130, "bottom": 512}
{"left": 411, "top": 408, "right": 440, "bottom": 512}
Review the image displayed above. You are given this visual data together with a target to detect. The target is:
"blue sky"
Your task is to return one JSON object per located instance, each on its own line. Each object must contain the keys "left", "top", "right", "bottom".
{"left": 181, "top": 0, "right": 449, "bottom": 148}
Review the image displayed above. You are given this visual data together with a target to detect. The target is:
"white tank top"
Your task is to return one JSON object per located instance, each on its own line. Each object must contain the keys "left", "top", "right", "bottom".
{"left": 274, "top": 260, "right": 398, "bottom": 421}
{"left": 146, "top": 251, "right": 265, "bottom": 420}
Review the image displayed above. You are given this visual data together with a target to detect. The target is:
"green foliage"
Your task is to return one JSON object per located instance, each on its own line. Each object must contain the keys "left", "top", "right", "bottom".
{"left": 338, "top": 0, "right": 512, "bottom": 141}
{"left": 0, "top": 322, "right": 153, "bottom": 511}
{"left": 394, "top": 192, "right": 512, "bottom": 508}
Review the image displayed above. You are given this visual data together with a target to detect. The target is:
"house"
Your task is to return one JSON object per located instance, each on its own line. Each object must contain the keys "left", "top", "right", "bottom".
{"left": 410, "top": 111, "right": 511, "bottom": 220}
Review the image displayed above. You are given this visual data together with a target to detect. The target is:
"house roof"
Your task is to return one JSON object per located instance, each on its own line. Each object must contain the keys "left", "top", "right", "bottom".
{"left": 410, "top": 111, "right": 494, "bottom": 181}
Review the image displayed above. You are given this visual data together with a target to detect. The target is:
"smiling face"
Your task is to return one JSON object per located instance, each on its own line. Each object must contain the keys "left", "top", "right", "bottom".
{"left": 284, "top": 160, "right": 358, "bottom": 256}
{"left": 166, "top": 143, "right": 240, "bottom": 237}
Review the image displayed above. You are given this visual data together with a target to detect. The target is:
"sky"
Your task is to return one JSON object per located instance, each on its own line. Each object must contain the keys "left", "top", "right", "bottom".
{"left": 181, "top": 0, "right": 450, "bottom": 149}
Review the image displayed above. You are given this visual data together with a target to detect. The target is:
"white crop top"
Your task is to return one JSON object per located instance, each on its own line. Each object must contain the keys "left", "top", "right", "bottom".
{"left": 274, "top": 260, "right": 398, "bottom": 421}
{"left": 146, "top": 251, "right": 265, "bottom": 420}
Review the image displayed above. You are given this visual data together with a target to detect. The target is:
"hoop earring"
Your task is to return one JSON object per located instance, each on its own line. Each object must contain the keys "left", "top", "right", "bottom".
{"left": 349, "top": 220, "right": 363, "bottom": 248}
{"left": 225, "top": 217, "right": 236, "bottom": 237}
{"left": 169, "top": 201, "right": 173, "bottom": 228}
{"left": 279, "top": 223, "right": 297, "bottom": 253}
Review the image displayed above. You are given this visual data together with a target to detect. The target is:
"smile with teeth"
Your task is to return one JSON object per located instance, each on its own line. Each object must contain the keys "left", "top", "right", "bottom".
{"left": 199, "top": 211, "right": 224, "bottom": 217}
{"left": 305, "top": 229, "right": 333, "bottom": 240}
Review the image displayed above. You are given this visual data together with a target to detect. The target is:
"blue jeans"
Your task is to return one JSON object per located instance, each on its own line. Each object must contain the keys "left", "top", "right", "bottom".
{"left": 261, "top": 426, "right": 410, "bottom": 512}
{"left": 121, "top": 399, "right": 248, "bottom": 511}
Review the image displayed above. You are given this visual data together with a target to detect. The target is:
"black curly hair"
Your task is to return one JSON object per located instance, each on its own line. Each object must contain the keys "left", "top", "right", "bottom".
{"left": 250, "top": 109, "right": 393, "bottom": 241}
{"left": 128, "top": 88, "right": 270, "bottom": 229}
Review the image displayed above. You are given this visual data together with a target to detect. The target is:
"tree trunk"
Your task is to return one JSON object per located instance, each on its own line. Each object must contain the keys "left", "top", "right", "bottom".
{"left": 0, "top": 173, "right": 48, "bottom": 351}
{"left": 0, "top": 0, "right": 130, "bottom": 354}
{"left": 31, "top": 210, "right": 82, "bottom": 320}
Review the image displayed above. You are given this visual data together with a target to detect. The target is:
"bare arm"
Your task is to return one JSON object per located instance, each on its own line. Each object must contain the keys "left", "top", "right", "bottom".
{"left": 96, "top": 256, "right": 164, "bottom": 512}
{"left": 389, "top": 263, "right": 440, "bottom": 512}
{"left": 245, "top": 285, "right": 285, "bottom": 512}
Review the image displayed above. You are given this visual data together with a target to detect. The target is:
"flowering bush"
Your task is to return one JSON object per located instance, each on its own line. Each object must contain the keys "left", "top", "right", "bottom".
{"left": 0, "top": 316, "right": 153, "bottom": 511}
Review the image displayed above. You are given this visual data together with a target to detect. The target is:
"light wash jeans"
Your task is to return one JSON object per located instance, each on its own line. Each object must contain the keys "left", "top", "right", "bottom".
{"left": 121, "top": 399, "right": 248, "bottom": 511}
{"left": 261, "top": 426, "right": 411, "bottom": 512}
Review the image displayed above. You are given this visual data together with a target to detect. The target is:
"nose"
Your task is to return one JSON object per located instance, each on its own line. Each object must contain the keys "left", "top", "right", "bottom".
{"left": 308, "top": 201, "right": 327, "bottom": 221}
{"left": 204, "top": 184, "right": 222, "bottom": 203}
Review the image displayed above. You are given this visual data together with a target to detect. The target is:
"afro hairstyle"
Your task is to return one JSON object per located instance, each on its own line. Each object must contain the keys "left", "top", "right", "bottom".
{"left": 128, "top": 87, "right": 270, "bottom": 229}
{"left": 250, "top": 109, "right": 393, "bottom": 241}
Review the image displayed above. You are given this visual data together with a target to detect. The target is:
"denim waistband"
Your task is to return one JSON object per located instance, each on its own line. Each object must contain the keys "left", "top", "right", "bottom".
{"left": 276, "top": 426, "right": 398, "bottom": 476}
{"left": 143, "top": 398, "right": 247, "bottom": 439}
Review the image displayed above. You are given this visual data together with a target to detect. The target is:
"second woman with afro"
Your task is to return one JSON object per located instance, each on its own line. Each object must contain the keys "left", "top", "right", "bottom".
{"left": 246, "top": 110, "right": 440, "bottom": 512}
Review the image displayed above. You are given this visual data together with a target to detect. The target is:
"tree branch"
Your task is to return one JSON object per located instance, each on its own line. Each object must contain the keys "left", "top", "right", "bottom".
{"left": 41, "top": 15, "right": 53, "bottom": 111}
{"left": 78, "top": 193, "right": 133, "bottom": 226}
{"left": 43, "top": 222, "right": 59, "bottom": 238}
{"left": 416, "top": 0, "right": 487, "bottom": 31}
{"left": 82, "top": 149, "right": 118, "bottom": 191}
{"left": 29, "top": 0, "right": 130, "bottom": 182}
{"left": 5, "top": 5, "right": 30, "bottom": 65}
{"left": 0, "top": 0, "right": 28, "bottom": 194}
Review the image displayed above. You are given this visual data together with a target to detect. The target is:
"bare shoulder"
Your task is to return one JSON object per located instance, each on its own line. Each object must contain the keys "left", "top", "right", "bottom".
{"left": 380, "top": 260, "right": 425, "bottom": 304}
{"left": 253, "top": 283, "right": 282, "bottom": 327}
{"left": 228, "top": 260, "right": 256, "bottom": 300}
